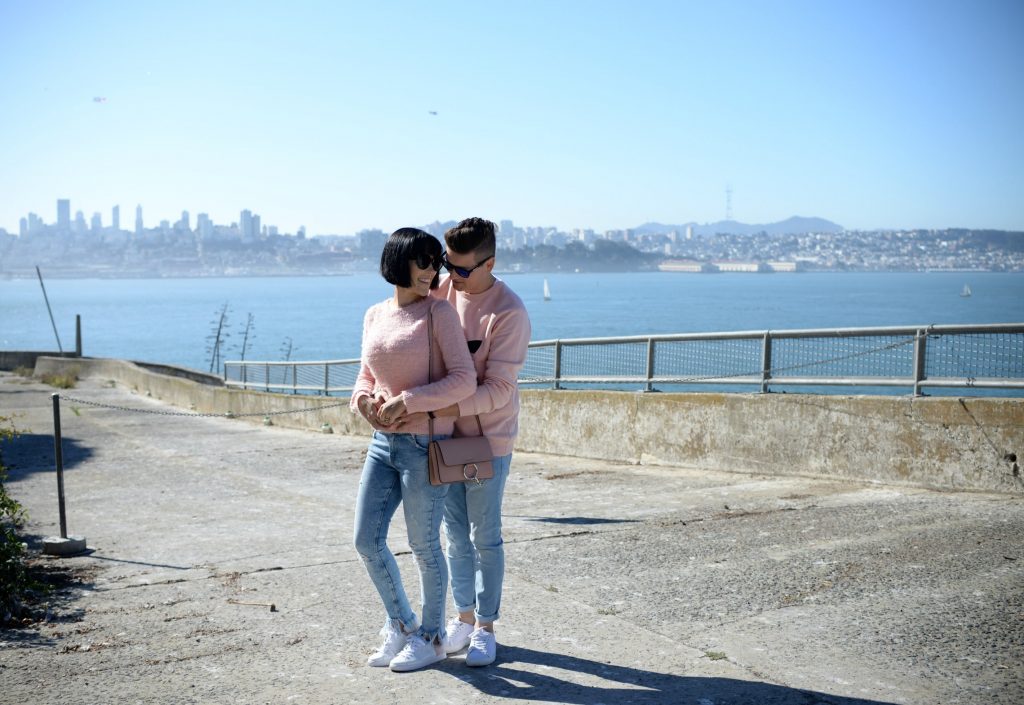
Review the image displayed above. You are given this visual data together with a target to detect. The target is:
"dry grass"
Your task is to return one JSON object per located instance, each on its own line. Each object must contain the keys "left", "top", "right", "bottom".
{"left": 40, "top": 366, "right": 79, "bottom": 389}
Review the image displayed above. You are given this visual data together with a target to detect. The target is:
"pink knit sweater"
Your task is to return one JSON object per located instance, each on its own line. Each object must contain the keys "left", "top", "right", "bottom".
{"left": 433, "top": 276, "right": 531, "bottom": 456}
{"left": 349, "top": 296, "right": 476, "bottom": 436}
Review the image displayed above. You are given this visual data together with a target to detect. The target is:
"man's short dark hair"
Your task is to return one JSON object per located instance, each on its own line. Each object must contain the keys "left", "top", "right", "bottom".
{"left": 444, "top": 217, "right": 497, "bottom": 258}
{"left": 380, "top": 227, "right": 442, "bottom": 289}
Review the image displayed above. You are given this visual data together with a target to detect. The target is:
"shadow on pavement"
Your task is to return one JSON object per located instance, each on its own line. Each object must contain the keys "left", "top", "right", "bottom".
{"left": 0, "top": 534, "right": 96, "bottom": 645}
{"left": 0, "top": 433, "right": 94, "bottom": 480}
{"left": 442, "top": 645, "right": 896, "bottom": 705}
{"left": 514, "top": 516, "right": 641, "bottom": 526}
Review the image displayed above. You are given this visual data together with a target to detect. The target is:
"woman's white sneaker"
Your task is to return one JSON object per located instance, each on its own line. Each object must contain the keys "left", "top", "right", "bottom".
{"left": 389, "top": 634, "right": 446, "bottom": 672}
{"left": 367, "top": 620, "right": 407, "bottom": 667}
{"left": 444, "top": 617, "right": 475, "bottom": 653}
{"left": 465, "top": 628, "right": 496, "bottom": 667}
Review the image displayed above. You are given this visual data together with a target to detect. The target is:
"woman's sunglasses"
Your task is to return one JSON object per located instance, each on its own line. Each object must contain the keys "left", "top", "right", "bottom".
{"left": 412, "top": 253, "right": 442, "bottom": 271}
{"left": 441, "top": 253, "right": 494, "bottom": 278}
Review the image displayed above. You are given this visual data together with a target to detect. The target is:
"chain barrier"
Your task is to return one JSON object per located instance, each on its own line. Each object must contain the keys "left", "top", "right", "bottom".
{"left": 58, "top": 395, "right": 349, "bottom": 418}
{"left": 54, "top": 331, "right": 996, "bottom": 417}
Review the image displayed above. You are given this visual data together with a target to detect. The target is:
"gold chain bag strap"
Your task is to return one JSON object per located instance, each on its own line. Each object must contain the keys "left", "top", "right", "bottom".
{"left": 426, "top": 303, "right": 495, "bottom": 486}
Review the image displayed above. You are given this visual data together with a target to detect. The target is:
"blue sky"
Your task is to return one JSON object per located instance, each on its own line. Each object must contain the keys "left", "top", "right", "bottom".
{"left": 1, "top": 0, "right": 1022, "bottom": 235}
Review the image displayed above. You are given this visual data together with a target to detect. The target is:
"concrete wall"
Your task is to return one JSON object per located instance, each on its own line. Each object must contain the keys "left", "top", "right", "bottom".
{"left": 32, "top": 356, "right": 1024, "bottom": 494}
{"left": 517, "top": 390, "right": 1023, "bottom": 494}
{"left": 0, "top": 351, "right": 77, "bottom": 371}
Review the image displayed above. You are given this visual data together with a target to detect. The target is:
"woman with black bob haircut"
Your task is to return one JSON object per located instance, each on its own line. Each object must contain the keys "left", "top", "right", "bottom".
{"left": 380, "top": 227, "right": 443, "bottom": 289}
{"left": 349, "top": 227, "right": 476, "bottom": 672}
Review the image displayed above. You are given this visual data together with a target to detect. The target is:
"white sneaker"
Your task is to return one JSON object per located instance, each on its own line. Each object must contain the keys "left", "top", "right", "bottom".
{"left": 465, "top": 627, "right": 496, "bottom": 667}
{"left": 443, "top": 617, "right": 475, "bottom": 654}
{"left": 367, "top": 620, "right": 407, "bottom": 667}
{"left": 389, "top": 634, "right": 446, "bottom": 672}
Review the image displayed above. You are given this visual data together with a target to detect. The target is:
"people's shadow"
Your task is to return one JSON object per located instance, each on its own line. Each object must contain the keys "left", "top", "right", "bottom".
{"left": 440, "top": 645, "right": 896, "bottom": 705}
{"left": 0, "top": 433, "right": 93, "bottom": 480}
{"left": 0, "top": 531, "right": 92, "bottom": 644}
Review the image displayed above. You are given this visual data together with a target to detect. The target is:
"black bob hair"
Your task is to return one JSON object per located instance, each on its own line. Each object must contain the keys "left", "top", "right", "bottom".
{"left": 380, "top": 227, "right": 442, "bottom": 289}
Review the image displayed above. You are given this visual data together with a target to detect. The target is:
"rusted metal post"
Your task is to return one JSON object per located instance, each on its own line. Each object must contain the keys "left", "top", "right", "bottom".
{"left": 52, "top": 394, "right": 67, "bottom": 538}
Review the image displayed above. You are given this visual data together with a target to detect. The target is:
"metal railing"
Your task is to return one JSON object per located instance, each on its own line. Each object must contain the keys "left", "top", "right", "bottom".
{"left": 224, "top": 323, "right": 1024, "bottom": 396}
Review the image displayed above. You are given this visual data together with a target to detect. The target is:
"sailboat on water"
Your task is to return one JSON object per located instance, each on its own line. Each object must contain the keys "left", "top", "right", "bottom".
{"left": 960, "top": 284, "right": 972, "bottom": 298}
{"left": 543, "top": 278, "right": 551, "bottom": 301}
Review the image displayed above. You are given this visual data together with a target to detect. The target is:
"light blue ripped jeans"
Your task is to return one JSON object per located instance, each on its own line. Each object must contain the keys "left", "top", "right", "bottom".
{"left": 353, "top": 431, "right": 450, "bottom": 642}
{"left": 442, "top": 453, "right": 512, "bottom": 623}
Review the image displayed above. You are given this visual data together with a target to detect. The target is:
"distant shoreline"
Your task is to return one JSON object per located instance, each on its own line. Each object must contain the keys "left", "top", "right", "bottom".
{"left": 2, "top": 267, "right": 1017, "bottom": 281}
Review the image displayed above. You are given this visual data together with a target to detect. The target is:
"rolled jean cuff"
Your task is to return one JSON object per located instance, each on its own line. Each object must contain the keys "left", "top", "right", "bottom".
{"left": 457, "top": 602, "right": 500, "bottom": 624}
{"left": 475, "top": 608, "right": 500, "bottom": 624}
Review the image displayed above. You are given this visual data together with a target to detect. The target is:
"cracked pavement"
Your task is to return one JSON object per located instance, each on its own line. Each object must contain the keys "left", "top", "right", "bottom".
{"left": 1, "top": 372, "right": 1022, "bottom": 704}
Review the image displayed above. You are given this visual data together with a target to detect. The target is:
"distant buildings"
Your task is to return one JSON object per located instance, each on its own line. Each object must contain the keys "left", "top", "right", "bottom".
{"left": 57, "top": 199, "right": 70, "bottom": 231}
{"left": 0, "top": 198, "right": 1021, "bottom": 277}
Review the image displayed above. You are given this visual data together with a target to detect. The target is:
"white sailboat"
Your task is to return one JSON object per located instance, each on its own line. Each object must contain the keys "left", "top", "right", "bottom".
{"left": 543, "top": 278, "right": 551, "bottom": 301}
{"left": 960, "top": 284, "right": 972, "bottom": 298}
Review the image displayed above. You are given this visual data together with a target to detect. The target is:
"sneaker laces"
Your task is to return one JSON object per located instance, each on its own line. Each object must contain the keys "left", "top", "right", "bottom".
{"left": 377, "top": 622, "right": 405, "bottom": 654}
{"left": 445, "top": 617, "right": 468, "bottom": 635}
{"left": 401, "top": 633, "right": 429, "bottom": 653}
{"left": 469, "top": 628, "right": 492, "bottom": 651}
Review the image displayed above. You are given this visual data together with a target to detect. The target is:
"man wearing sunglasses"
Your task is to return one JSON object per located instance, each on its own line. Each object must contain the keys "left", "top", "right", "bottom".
{"left": 398, "top": 217, "right": 531, "bottom": 666}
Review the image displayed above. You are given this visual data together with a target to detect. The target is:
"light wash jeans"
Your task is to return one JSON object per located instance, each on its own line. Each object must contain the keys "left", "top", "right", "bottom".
{"left": 442, "top": 453, "right": 512, "bottom": 623}
{"left": 353, "top": 431, "right": 450, "bottom": 642}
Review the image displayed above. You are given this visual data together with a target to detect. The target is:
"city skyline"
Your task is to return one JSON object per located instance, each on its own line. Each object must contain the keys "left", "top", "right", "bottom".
{"left": 2, "top": 2, "right": 1023, "bottom": 235}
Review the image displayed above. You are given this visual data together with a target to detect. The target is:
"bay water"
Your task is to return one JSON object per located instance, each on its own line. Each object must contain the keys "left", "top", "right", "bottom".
{"left": 3, "top": 272, "right": 1022, "bottom": 376}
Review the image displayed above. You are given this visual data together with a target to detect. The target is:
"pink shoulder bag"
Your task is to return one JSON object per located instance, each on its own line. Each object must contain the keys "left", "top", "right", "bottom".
{"left": 425, "top": 304, "right": 494, "bottom": 486}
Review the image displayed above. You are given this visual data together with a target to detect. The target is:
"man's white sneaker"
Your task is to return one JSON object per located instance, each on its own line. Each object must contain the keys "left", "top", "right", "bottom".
{"left": 367, "top": 620, "right": 407, "bottom": 667}
{"left": 464, "top": 627, "right": 496, "bottom": 667}
{"left": 443, "top": 617, "right": 475, "bottom": 654}
{"left": 389, "top": 634, "right": 446, "bottom": 672}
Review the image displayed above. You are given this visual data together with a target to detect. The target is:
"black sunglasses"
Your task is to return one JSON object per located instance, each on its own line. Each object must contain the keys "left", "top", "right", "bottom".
{"left": 441, "top": 253, "right": 493, "bottom": 278}
{"left": 412, "top": 253, "right": 441, "bottom": 271}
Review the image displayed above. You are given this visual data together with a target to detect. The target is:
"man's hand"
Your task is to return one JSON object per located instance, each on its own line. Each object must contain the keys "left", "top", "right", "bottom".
{"left": 395, "top": 411, "right": 429, "bottom": 430}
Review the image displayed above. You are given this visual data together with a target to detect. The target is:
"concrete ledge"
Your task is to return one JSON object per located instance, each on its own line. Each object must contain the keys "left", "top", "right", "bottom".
{"left": 33, "top": 356, "right": 1024, "bottom": 494}
{"left": 517, "top": 390, "right": 1024, "bottom": 494}
{"left": 0, "top": 350, "right": 78, "bottom": 371}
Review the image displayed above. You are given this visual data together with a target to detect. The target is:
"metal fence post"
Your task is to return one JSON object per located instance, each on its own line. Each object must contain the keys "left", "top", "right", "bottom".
{"left": 645, "top": 338, "right": 656, "bottom": 392}
{"left": 265, "top": 362, "right": 270, "bottom": 392}
{"left": 241, "top": 363, "right": 247, "bottom": 390}
{"left": 75, "top": 314, "right": 82, "bottom": 357}
{"left": 912, "top": 328, "right": 928, "bottom": 396}
{"left": 324, "top": 363, "right": 330, "bottom": 396}
{"left": 52, "top": 394, "right": 67, "bottom": 539}
{"left": 293, "top": 364, "right": 297, "bottom": 394}
{"left": 553, "top": 341, "right": 562, "bottom": 390}
{"left": 760, "top": 333, "right": 773, "bottom": 393}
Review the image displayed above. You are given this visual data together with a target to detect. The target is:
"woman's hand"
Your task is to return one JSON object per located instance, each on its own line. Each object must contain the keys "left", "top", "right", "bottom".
{"left": 377, "top": 396, "right": 408, "bottom": 427}
{"left": 358, "top": 394, "right": 397, "bottom": 431}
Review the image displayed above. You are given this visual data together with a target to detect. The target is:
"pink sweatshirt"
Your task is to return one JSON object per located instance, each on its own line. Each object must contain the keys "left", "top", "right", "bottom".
{"left": 433, "top": 276, "right": 531, "bottom": 456}
{"left": 349, "top": 296, "right": 476, "bottom": 436}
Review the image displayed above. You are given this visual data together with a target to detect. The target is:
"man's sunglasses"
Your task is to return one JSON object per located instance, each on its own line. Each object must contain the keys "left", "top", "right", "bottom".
{"left": 441, "top": 253, "right": 494, "bottom": 278}
{"left": 412, "top": 253, "right": 442, "bottom": 271}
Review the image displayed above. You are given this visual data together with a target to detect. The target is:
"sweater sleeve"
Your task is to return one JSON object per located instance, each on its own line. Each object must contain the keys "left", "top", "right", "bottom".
{"left": 349, "top": 307, "right": 377, "bottom": 413}
{"left": 457, "top": 307, "right": 531, "bottom": 417}
{"left": 402, "top": 301, "right": 477, "bottom": 413}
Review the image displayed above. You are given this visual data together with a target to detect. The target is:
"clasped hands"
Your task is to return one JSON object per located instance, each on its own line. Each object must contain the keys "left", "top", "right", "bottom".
{"left": 359, "top": 394, "right": 428, "bottom": 431}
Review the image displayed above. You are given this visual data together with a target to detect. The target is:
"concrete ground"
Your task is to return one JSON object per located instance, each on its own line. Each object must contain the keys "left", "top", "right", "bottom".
{"left": 1, "top": 371, "right": 1021, "bottom": 705}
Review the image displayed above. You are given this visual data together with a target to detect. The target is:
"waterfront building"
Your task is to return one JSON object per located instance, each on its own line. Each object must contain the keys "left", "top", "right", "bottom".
{"left": 57, "top": 198, "right": 71, "bottom": 231}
